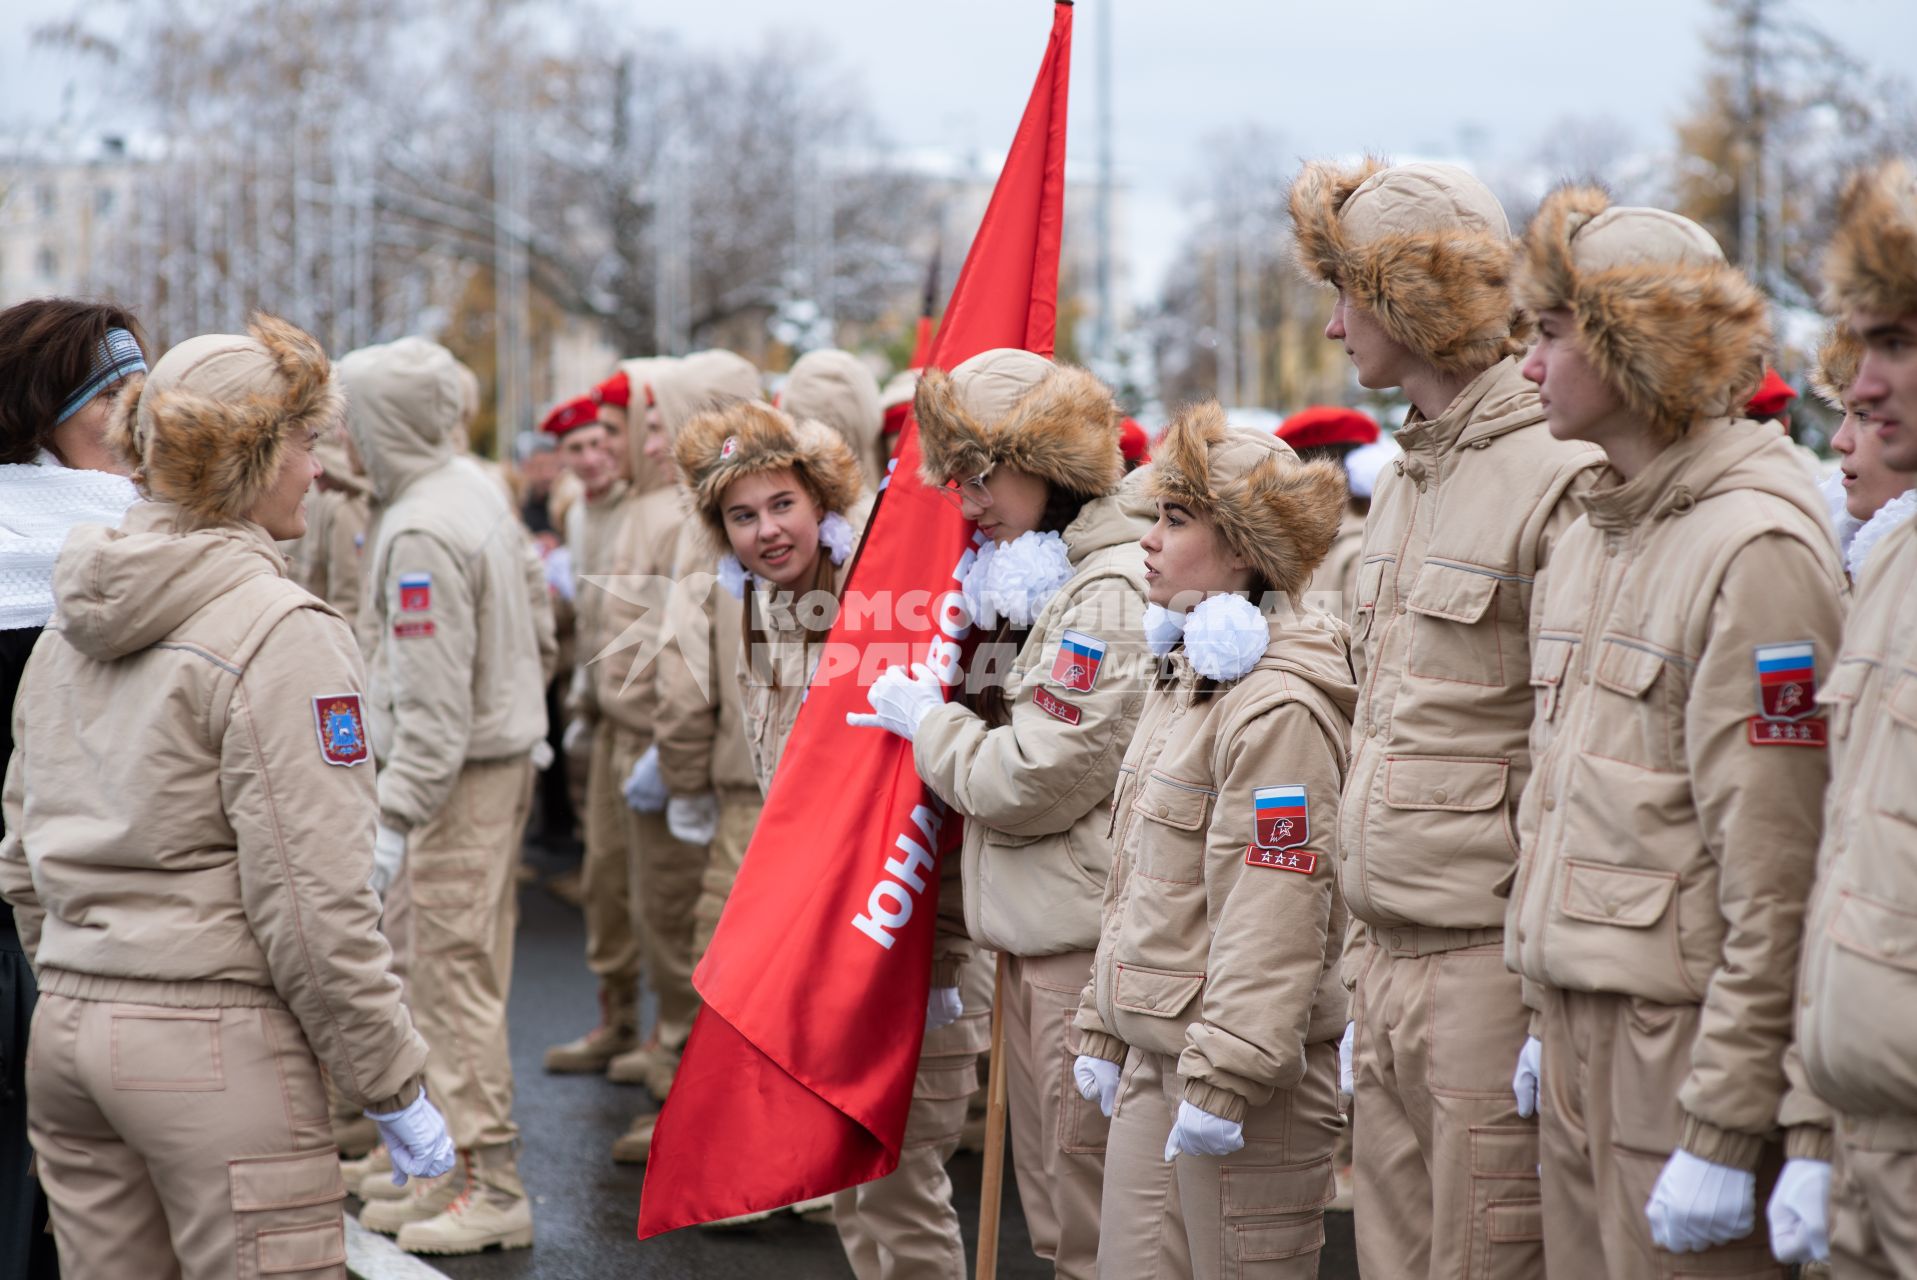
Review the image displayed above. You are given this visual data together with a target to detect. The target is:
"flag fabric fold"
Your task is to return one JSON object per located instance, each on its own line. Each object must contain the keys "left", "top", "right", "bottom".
{"left": 638, "top": 0, "right": 1075, "bottom": 1237}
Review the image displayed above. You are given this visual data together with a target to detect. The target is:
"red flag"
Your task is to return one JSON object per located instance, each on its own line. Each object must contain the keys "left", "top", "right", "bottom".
{"left": 638, "top": 1, "right": 1074, "bottom": 1237}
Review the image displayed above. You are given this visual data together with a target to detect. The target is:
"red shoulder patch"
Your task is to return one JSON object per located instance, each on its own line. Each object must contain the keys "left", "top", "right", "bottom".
{"left": 313, "top": 694, "right": 370, "bottom": 767}
{"left": 1246, "top": 845, "right": 1317, "bottom": 875}
{"left": 1032, "top": 686, "right": 1082, "bottom": 725}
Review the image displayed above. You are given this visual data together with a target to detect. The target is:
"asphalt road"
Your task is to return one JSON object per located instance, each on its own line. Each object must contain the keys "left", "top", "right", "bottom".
{"left": 352, "top": 840, "right": 1357, "bottom": 1278}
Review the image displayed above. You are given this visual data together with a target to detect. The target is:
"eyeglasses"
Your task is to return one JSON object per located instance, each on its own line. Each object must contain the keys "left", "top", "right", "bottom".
{"left": 935, "top": 471, "right": 994, "bottom": 511}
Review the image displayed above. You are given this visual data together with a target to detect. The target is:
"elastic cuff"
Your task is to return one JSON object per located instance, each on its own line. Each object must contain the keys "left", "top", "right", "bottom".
{"left": 1678, "top": 1114, "right": 1766, "bottom": 1171}
{"left": 1077, "top": 1030, "right": 1127, "bottom": 1066}
{"left": 1182, "top": 1079, "right": 1248, "bottom": 1125}
{"left": 366, "top": 1075, "right": 424, "bottom": 1117}
{"left": 1785, "top": 1125, "right": 1835, "bottom": 1163}
{"left": 930, "top": 956, "right": 964, "bottom": 989}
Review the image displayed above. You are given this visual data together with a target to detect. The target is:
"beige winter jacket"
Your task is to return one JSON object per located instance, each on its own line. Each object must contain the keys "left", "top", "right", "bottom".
{"left": 0, "top": 504, "right": 428, "bottom": 1111}
{"left": 594, "top": 485, "right": 683, "bottom": 746}
{"left": 1075, "top": 602, "right": 1356, "bottom": 1122}
{"left": 655, "top": 522, "right": 758, "bottom": 796}
{"left": 1302, "top": 505, "right": 1365, "bottom": 622}
{"left": 782, "top": 350, "right": 885, "bottom": 491}
{"left": 564, "top": 479, "right": 632, "bottom": 727}
{"left": 1507, "top": 416, "right": 1845, "bottom": 1170}
{"left": 1339, "top": 357, "right": 1602, "bottom": 940}
{"left": 1797, "top": 518, "right": 1917, "bottom": 1120}
{"left": 341, "top": 339, "right": 555, "bottom": 833}
{"left": 913, "top": 478, "right": 1153, "bottom": 957}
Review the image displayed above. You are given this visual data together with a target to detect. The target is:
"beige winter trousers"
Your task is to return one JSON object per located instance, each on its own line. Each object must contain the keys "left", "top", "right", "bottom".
{"left": 1004, "top": 950, "right": 1109, "bottom": 1280}
{"left": 690, "top": 784, "right": 763, "bottom": 965}
{"left": 1538, "top": 987, "right": 1784, "bottom": 1280}
{"left": 627, "top": 797, "right": 705, "bottom": 1057}
{"left": 28, "top": 991, "right": 348, "bottom": 1280}
{"left": 582, "top": 722, "right": 643, "bottom": 996}
{"left": 1830, "top": 1113, "right": 1917, "bottom": 1279}
{"left": 385, "top": 754, "right": 533, "bottom": 1152}
{"left": 1098, "top": 1043, "right": 1341, "bottom": 1280}
{"left": 1350, "top": 934, "right": 1541, "bottom": 1280}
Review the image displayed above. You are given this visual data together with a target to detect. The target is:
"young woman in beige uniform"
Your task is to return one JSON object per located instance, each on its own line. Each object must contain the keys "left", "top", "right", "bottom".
{"left": 1072, "top": 405, "right": 1355, "bottom": 1279}
{"left": 849, "top": 348, "right": 1150, "bottom": 1280}
{"left": 0, "top": 316, "right": 451, "bottom": 1280}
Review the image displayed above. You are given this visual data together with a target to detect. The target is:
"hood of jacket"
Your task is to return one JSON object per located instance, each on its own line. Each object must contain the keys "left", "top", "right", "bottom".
{"left": 782, "top": 349, "right": 883, "bottom": 488}
{"left": 1064, "top": 465, "right": 1154, "bottom": 565}
{"left": 652, "top": 350, "right": 762, "bottom": 443}
{"left": 336, "top": 337, "right": 465, "bottom": 504}
{"left": 1584, "top": 416, "right": 1827, "bottom": 535}
{"left": 1395, "top": 355, "right": 1544, "bottom": 467}
{"left": 615, "top": 356, "right": 676, "bottom": 494}
{"left": 1250, "top": 603, "right": 1358, "bottom": 723}
{"left": 51, "top": 501, "right": 285, "bottom": 661}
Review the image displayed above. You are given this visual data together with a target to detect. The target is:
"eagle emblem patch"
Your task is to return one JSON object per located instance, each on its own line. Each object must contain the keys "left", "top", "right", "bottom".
{"left": 313, "top": 694, "right": 370, "bottom": 767}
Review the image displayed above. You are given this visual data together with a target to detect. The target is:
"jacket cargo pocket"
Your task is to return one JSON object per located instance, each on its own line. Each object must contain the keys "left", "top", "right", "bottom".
{"left": 1549, "top": 861, "right": 1694, "bottom": 1004}
{"left": 110, "top": 1006, "right": 224, "bottom": 1092}
{"left": 1220, "top": 1155, "right": 1332, "bottom": 1265}
{"left": 229, "top": 1147, "right": 347, "bottom": 1279}
{"left": 1811, "top": 891, "right": 1917, "bottom": 1113}
{"left": 1468, "top": 1125, "right": 1541, "bottom": 1279}
{"left": 1405, "top": 561, "right": 1505, "bottom": 687}
{"left": 1113, "top": 964, "right": 1205, "bottom": 1019}
{"left": 1590, "top": 637, "right": 1685, "bottom": 772}
{"left": 1530, "top": 634, "right": 1575, "bottom": 729}
{"left": 1877, "top": 672, "right": 1917, "bottom": 825}
{"left": 1057, "top": 1018, "right": 1111, "bottom": 1156}
{"left": 1131, "top": 772, "right": 1212, "bottom": 884}
{"left": 1383, "top": 754, "right": 1516, "bottom": 861}
{"left": 410, "top": 855, "right": 489, "bottom": 958}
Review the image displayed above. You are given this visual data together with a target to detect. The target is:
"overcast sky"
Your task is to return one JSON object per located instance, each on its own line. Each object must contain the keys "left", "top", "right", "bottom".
{"left": 5, "top": 0, "right": 1915, "bottom": 301}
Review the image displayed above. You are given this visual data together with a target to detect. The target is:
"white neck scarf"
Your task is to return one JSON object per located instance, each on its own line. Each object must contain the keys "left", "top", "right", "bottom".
{"left": 1849, "top": 488, "right": 1917, "bottom": 579}
{"left": 1153, "top": 592, "right": 1269, "bottom": 681}
{"left": 961, "top": 529, "right": 1074, "bottom": 628}
{"left": 0, "top": 451, "right": 140, "bottom": 629}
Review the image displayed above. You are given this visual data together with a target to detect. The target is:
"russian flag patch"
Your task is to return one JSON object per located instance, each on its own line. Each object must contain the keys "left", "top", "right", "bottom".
{"left": 399, "top": 573, "right": 433, "bottom": 613}
{"left": 1253, "top": 784, "right": 1309, "bottom": 851}
{"left": 1051, "top": 630, "right": 1107, "bottom": 693}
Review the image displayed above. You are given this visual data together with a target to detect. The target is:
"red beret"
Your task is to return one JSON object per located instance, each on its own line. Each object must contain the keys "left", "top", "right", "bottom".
{"left": 1119, "top": 417, "right": 1151, "bottom": 463}
{"left": 594, "top": 370, "right": 630, "bottom": 409}
{"left": 1745, "top": 367, "right": 1797, "bottom": 418}
{"left": 1277, "top": 405, "right": 1380, "bottom": 450}
{"left": 881, "top": 400, "right": 912, "bottom": 438}
{"left": 540, "top": 394, "right": 603, "bottom": 437}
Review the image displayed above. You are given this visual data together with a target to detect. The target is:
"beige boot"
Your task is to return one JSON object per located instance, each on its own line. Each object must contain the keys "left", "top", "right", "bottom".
{"left": 610, "top": 1112, "right": 655, "bottom": 1164}
{"left": 357, "top": 1161, "right": 465, "bottom": 1235}
{"left": 345, "top": 1146, "right": 408, "bottom": 1203}
{"left": 788, "top": 1194, "right": 835, "bottom": 1221}
{"left": 543, "top": 983, "right": 640, "bottom": 1073}
{"left": 331, "top": 1112, "right": 380, "bottom": 1159}
{"left": 605, "top": 1032, "right": 665, "bottom": 1085}
{"left": 398, "top": 1145, "right": 534, "bottom": 1256}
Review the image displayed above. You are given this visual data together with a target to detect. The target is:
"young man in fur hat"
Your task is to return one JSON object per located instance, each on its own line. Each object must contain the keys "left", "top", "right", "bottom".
{"left": 1505, "top": 189, "right": 1845, "bottom": 1278}
{"left": 338, "top": 336, "right": 556, "bottom": 1255}
{"left": 1791, "top": 159, "right": 1917, "bottom": 1279}
{"left": 1287, "top": 157, "right": 1603, "bottom": 1278}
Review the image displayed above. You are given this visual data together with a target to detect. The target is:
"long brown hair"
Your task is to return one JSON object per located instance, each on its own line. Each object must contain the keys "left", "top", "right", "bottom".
{"left": 0, "top": 298, "right": 148, "bottom": 464}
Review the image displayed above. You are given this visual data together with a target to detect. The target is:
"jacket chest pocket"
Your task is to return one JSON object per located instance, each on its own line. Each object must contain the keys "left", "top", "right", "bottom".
{"left": 1530, "top": 636, "right": 1576, "bottom": 732}
{"left": 1130, "top": 771, "right": 1213, "bottom": 885}
{"left": 1405, "top": 561, "right": 1505, "bottom": 688}
{"left": 1876, "top": 672, "right": 1917, "bottom": 827}
{"left": 1587, "top": 637, "right": 1687, "bottom": 773}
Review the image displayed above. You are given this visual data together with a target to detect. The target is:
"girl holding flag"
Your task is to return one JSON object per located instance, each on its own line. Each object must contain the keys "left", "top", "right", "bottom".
{"left": 675, "top": 397, "right": 985, "bottom": 1275}
{"left": 1069, "top": 405, "right": 1354, "bottom": 1279}
{"left": 849, "top": 348, "right": 1150, "bottom": 1280}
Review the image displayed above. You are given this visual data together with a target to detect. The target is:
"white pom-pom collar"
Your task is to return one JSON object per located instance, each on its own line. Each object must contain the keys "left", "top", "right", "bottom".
{"left": 1182, "top": 593, "right": 1269, "bottom": 681}
{"left": 717, "top": 554, "right": 749, "bottom": 600}
{"left": 820, "top": 510, "right": 856, "bottom": 566}
{"left": 961, "top": 530, "right": 1074, "bottom": 628}
{"left": 1143, "top": 603, "right": 1185, "bottom": 657}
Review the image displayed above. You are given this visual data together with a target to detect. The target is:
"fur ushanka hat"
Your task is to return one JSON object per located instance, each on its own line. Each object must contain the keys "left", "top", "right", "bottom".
{"left": 1822, "top": 159, "right": 1917, "bottom": 321}
{"left": 1517, "top": 186, "right": 1769, "bottom": 439}
{"left": 1811, "top": 322, "right": 1865, "bottom": 411}
{"left": 1149, "top": 401, "right": 1346, "bottom": 600}
{"left": 107, "top": 313, "right": 342, "bottom": 527}
{"left": 1289, "top": 158, "right": 1529, "bottom": 374}
{"left": 674, "top": 398, "right": 864, "bottom": 551}
{"left": 913, "top": 348, "right": 1124, "bottom": 498}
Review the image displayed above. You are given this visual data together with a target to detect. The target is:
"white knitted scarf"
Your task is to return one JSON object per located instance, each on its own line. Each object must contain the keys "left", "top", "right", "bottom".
{"left": 0, "top": 452, "right": 139, "bottom": 629}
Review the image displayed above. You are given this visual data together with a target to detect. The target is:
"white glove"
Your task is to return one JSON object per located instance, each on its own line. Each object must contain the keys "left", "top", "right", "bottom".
{"left": 623, "top": 746, "right": 668, "bottom": 813}
{"left": 1339, "top": 1023, "right": 1355, "bottom": 1097}
{"left": 667, "top": 792, "right": 718, "bottom": 845}
{"left": 925, "top": 986, "right": 962, "bottom": 1032}
{"left": 562, "top": 716, "right": 590, "bottom": 755}
{"left": 370, "top": 822, "right": 407, "bottom": 900}
{"left": 529, "top": 739, "right": 555, "bottom": 771}
{"left": 845, "top": 662, "right": 945, "bottom": 742}
{"left": 1645, "top": 1148, "right": 1757, "bottom": 1253}
{"left": 1766, "top": 1158, "right": 1831, "bottom": 1264}
{"left": 1513, "top": 1035, "right": 1543, "bottom": 1119}
{"left": 1073, "top": 1055, "right": 1120, "bottom": 1118}
{"left": 1164, "top": 1100, "right": 1245, "bottom": 1161}
{"left": 366, "top": 1090, "right": 456, "bottom": 1186}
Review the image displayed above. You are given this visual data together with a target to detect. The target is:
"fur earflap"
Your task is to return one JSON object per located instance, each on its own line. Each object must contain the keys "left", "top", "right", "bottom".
{"left": 1288, "top": 157, "right": 1529, "bottom": 373}
{"left": 914, "top": 364, "right": 1123, "bottom": 497}
{"left": 1148, "top": 401, "right": 1347, "bottom": 600}
{"left": 1811, "top": 322, "right": 1864, "bottom": 410}
{"left": 675, "top": 398, "right": 865, "bottom": 550}
{"left": 1517, "top": 186, "right": 1770, "bottom": 439}
{"left": 1822, "top": 160, "right": 1917, "bottom": 320}
{"left": 109, "top": 314, "right": 342, "bottom": 528}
